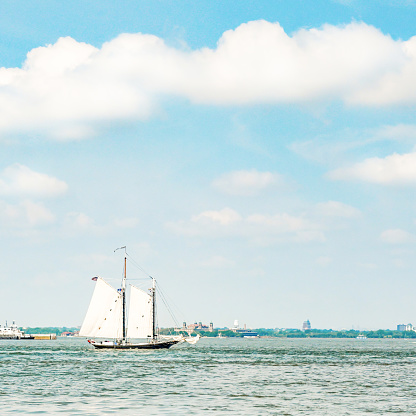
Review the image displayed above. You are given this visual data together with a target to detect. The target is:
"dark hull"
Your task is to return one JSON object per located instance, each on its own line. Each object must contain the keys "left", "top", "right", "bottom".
{"left": 0, "top": 336, "right": 35, "bottom": 340}
{"left": 91, "top": 340, "right": 181, "bottom": 349}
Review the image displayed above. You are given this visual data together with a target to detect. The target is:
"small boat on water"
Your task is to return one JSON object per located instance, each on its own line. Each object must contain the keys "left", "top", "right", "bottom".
{"left": 0, "top": 321, "right": 34, "bottom": 340}
{"left": 80, "top": 247, "right": 199, "bottom": 349}
{"left": 356, "top": 335, "right": 367, "bottom": 340}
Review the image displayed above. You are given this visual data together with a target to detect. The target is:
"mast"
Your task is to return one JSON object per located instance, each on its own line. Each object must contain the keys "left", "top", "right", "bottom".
{"left": 152, "top": 277, "right": 156, "bottom": 340}
{"left": 115, "top": 246, "right": 127, "bottom": 343}
{"left": 123, "top": 252, "right": 126, "bottom": 342}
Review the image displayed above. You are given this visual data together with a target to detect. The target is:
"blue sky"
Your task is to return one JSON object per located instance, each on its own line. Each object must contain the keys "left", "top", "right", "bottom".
{"left": 1, "top": 1, "right": 416, "bottom": 330}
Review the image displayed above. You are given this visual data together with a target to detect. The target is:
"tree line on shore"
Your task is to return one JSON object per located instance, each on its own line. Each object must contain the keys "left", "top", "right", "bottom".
{"left": 160, "top": 328, "right": 416, "bottom": 339}
{"left": 19, "top": 327, "right": 79, "bottom": 335}
{"left": 21, "top": 327, "right": 416, "bottom": 339}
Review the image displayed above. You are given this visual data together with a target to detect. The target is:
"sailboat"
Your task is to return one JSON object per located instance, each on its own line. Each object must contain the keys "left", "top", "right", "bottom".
{"left": 79, "top": 247, "right": 199, "bottom": 349}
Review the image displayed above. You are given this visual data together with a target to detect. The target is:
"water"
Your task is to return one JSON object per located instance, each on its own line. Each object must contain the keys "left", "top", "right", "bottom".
{"left": 1, "top": 337, "right": 415, "bottom": 415}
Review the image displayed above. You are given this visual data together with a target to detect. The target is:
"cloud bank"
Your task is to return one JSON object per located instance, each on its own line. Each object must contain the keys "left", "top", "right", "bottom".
{"left": 1, "top": 21, "right": 416, "bottom": 140}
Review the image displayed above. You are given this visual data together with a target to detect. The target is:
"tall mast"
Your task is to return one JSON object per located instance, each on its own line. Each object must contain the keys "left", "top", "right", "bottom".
{"left": 123, "top": 252, "right": 126, "bottom": 341}
{"left": 115, "top": 246, "right": 127, "bottom": 343}
{"left": 152, "top": 277, "right": 156, "bottom": 340}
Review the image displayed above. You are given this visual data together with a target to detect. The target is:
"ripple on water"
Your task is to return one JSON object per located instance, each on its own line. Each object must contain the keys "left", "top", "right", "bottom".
{"left": 1, "top": 337, "right": 416, "bottom": 415}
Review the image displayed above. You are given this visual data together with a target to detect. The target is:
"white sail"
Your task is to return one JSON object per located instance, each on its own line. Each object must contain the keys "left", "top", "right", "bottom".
{"left": 127, "top": 284, "right": 153, "bottom": 339}
{"left": 79, "top": 277, "right": 123, "bottom": 338}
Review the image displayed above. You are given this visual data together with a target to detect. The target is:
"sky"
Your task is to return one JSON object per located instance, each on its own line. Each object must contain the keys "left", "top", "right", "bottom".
{"left": 1, "top": 0, "right": 416, "bottom": 330}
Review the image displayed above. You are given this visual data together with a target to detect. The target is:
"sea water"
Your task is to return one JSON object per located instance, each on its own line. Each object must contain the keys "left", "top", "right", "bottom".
{"left": 0, "top": 337, "right": 415, "bottom": 415}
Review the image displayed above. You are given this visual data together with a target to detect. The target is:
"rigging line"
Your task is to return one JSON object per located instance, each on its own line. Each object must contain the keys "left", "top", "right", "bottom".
{"left": 126, "top": 253, "right": 152, "bottom": 278}
{"left": 159, "top": 294, "right": 184, "bottom": 325}
{"left": 123, "top": 252, "right": 182, "bottom": 328}
{"left": 156, "top": 280, "right": 187, "bottom": 322}
{"left": 156, "top": 284, "right": 176, "bottom": 324}
{"left": 156, "top": 282, "right": 180, "bottom": 328}
{"left": 159, "top": 295, "right": 179, "bottom": 329}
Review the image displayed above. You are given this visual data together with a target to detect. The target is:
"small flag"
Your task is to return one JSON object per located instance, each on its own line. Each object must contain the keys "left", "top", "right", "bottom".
{"left": 92, "top": 276, "right": 98, "bottom": 281}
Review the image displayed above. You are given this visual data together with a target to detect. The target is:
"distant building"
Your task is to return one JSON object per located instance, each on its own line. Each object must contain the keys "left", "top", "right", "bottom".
{"left": 209, "top": 322, "right": 213, "bottom": 332}
{"left": 185, "top": 322, "right": 210, "bottom": 333}
{"left": 397, "top": 323, "right": 415, "bottom": 332}
{"left": 302, "top": 320, "right": 311, "bottom": 331}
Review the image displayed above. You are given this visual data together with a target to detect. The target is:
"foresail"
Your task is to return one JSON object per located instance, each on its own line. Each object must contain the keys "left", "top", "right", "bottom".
{"left": 79, "top": 277, "right": 123, "bottom": 338}
{"left": 127, "top": 284, "right": 152, "bottom": 339}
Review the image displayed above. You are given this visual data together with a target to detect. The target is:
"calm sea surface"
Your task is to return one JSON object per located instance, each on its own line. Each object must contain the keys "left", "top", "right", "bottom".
{"left": 1, "top": 337, "right": 415, "bottom": 415}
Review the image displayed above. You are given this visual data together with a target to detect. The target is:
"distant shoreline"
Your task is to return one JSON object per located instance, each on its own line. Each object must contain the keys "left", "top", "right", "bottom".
{"left": 20, "top": 327, "right": 416, "bottom": 339}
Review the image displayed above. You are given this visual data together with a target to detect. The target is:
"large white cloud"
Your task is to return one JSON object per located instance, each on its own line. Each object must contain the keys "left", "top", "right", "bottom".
{"left": 327, "top": 152, "right": 416, "bottom": 184}
{"left": 0, "top": 21, "right": 415, "bottom": 140}
{"left": 0, "top": 164, "right": 68, "bottom": 197}
{"left": 348, "top": 36, "right": 416, "bottom": 106}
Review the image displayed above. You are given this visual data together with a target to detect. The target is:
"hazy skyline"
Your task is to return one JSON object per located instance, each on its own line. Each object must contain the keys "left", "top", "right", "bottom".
{"left": 1, "top": 1, "right": 416, "bottom": 330}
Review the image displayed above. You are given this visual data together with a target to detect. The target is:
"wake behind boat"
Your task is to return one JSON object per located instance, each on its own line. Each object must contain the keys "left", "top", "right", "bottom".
{"left": 79, "top": 247, "right": 199, "bottom": 349}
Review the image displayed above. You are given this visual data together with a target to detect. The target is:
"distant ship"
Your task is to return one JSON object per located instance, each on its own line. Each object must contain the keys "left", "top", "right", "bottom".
{"left": 242, "top": 331, "right": 259, "bottom": 338}
{"left": 80, "top": 247, "right": 200, "bottom": 349}
{"left": 0, "top": 321, "right": 34, "bottom": 340}
{"left": 356, "top": 335, "right": 367, "bottom": 340}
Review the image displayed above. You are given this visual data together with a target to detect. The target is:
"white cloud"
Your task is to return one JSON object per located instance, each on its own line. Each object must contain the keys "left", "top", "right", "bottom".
{"left": 290, "top": 123, "right": 416, "bottom": 166}
{"left": 0, "top": 21, "right": 416, "bottom": 139}
{"left": 380, "top": 229, "right": 415, "bottom": 244}
{"left": 246, "top": 213, "right": 309, "bottom": 232}
{"left": 62, "top": 212, "right": 116, "bottom": 237}
{"left": 212, "top": 170, "right": 282, "bottom": 196}
{"left": 62, "top": 213, "right": 140, "bottom": 236}
{"left": 65, "top": 212, "right": 95, "bottom": 229}
{"left": 348, "top": 36, "right": 416, "bottom": 106}
{"left": 168, "top": 208, "right": 324, "bottom": 243}
{"left": 374, "top": 124, "right": 416, "bottom": 141}
{"left": 0, "top": 199, "right": 55, "bottom": 227}
{"left": 315, "top": 201, "right": 361, "bottom": 218}
{"left": 0, "top": 36, "right": 154, "bottom": 140}
{"left": 328, "top": 152, "right": 416, "bottom": 184}
{"left": 0, "top": 164, "right": 68, "bottom": 197}
{"left": 192, "top": 208, "right": 242, "bottom": 225}
{"left": 23, "top": 200, "right": 55, "bottom": 226}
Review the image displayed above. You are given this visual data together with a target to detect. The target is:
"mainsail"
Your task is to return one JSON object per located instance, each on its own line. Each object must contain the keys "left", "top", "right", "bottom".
{"left": 79, "top": 277, "right": 123, "bottom": 339}
{"left": 127, "top": 285, "right": 153, "bottom": 339}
